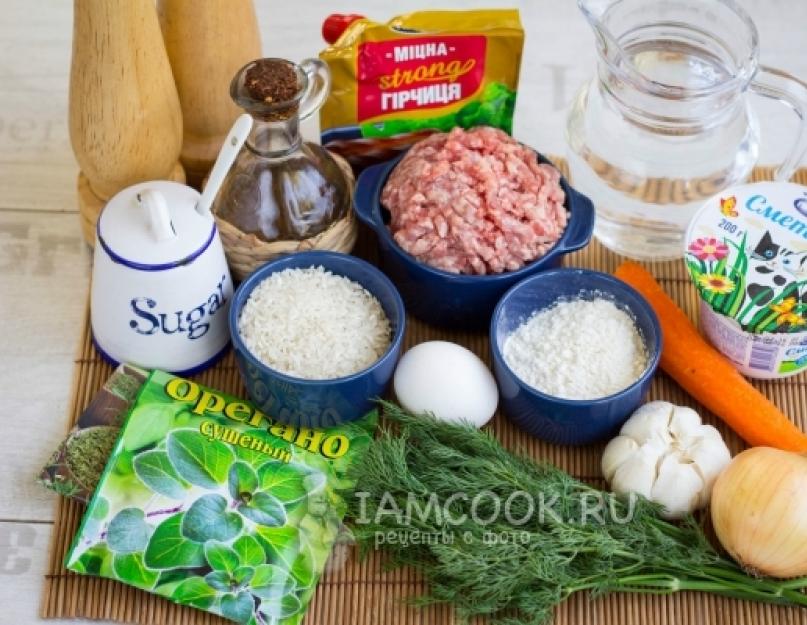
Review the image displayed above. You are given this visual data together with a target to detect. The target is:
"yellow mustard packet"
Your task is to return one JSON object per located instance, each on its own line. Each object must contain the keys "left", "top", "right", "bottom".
{"left": 319, "top": 9, "right": 524, "bottom": 169}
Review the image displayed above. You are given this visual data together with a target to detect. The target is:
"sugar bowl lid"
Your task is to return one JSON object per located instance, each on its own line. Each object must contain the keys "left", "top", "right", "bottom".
{"left": 97, "top": 181, "right": 215, "bottom": 269}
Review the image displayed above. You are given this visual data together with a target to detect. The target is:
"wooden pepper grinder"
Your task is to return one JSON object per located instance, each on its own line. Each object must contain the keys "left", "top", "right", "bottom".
{"left": 70, "top": 0, "right": 185, "bottom": 245}
{"left": 158, "top": 0, "right": 262, "bottom": 188}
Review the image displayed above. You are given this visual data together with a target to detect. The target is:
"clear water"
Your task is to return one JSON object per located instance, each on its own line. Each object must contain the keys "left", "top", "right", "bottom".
{"left": 624, "top": 39, "right": 733, "bottom": 90}
{"left": 567, "top": 38, "right": 758, "bottom": 260}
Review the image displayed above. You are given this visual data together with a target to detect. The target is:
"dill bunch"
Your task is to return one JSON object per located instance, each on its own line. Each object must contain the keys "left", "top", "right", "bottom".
{"left": 348, "top": 402, "right": 807, "bottom": 625}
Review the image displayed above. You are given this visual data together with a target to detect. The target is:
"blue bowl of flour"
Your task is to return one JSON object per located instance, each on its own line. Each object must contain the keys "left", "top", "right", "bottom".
{"left": 490, "top": 268, "right": 662, "bottom": 445}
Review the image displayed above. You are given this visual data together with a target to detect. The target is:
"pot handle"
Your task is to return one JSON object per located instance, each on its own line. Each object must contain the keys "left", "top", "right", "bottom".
{"left": 354, "top": 162, "right": 389, "bottom": 234}
{"left": 751, "top": 66, "right": 807, "bottom": 182}
{"left": 559, "top": 188, "right": 595, "bottom": 252}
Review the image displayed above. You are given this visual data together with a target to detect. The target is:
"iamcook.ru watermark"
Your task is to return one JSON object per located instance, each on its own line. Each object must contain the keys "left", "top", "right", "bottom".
{"left": 372, "top": 527, "right": 535, "bottom": 549}
{"left": 352, "top": 490, "right": 638, "bottom": 548}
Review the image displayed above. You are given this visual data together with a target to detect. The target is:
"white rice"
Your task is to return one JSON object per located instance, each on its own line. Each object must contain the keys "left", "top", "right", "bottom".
{"left": 238, "top": 266, "right": 392, "bottom": 380}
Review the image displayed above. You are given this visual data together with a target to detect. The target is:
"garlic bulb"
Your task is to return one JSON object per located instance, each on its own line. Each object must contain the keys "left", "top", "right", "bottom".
{"left": 602, "top": 401, "right": 731, "bottom": 519}
{"left": 711, "top": 447, "right": 807, "bottom": 578}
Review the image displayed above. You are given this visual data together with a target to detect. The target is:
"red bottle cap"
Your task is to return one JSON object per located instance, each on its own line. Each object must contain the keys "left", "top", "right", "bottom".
{"left": 322, "top": 13, "right": 364, "bottom": 44}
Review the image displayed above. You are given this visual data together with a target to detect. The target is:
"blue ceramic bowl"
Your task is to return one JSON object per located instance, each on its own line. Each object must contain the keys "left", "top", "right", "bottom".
{"left": 229, "top": 251, "right": 406, "bottom": 428}
{"left": 354, "top": 151, "right": 595, "bottom": 329}
{"left": 490, "top": 268, "right": 662, "bottom": 445}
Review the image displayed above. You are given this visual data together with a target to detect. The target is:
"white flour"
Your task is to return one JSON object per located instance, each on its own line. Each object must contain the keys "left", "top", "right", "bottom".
{"left": 502, "top": 298, "right": 648, "bottom": 400}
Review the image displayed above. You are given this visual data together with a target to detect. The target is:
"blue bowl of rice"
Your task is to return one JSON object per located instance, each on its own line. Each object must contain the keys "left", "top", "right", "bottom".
{"left": 229, "top": 251, "right": 406, "bottom": 428}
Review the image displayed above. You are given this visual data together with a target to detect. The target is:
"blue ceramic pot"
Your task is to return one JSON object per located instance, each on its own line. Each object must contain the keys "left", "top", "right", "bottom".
{"left": 354, "top": 151, "right": 595, "bottom": 329}
{"left": 229, "top": 251, "right": 406, "bottom": 428}
{"left": 490, "top": 268, "right": 662, "bottom": 445}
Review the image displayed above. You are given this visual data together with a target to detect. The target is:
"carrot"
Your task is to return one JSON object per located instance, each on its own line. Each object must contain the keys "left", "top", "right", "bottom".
{"left": 614, "top": 261, "right": 807, "bottom": 452}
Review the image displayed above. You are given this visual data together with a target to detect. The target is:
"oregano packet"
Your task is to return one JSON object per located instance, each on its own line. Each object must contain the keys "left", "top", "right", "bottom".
{"left": 65, "top": 370, "right": 376, "bottom": 625}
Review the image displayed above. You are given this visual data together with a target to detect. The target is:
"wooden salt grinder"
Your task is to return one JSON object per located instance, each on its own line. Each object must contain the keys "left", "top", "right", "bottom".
{"left": 70, "top": 0, "right": 185, "bottom": 245}
{"left": 158, "top": 0, "right": 262, "bottom": 188}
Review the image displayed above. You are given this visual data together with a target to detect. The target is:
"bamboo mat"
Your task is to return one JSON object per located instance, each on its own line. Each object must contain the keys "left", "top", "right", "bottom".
{"left": 42, "top": 162, "right": 807, "bottom": 625}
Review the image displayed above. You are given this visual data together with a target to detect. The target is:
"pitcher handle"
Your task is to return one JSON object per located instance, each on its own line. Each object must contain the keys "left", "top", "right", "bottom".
{"left": 298, "top": 58, "right": 331, "bottom": 122}
{"left": 751, "top": 66, "right": 807, "bottom": 182}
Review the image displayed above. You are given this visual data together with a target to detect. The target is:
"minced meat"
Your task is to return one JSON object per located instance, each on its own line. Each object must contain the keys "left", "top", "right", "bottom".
{"left": 381, "top": 126, "right": 567, "bottom": 275}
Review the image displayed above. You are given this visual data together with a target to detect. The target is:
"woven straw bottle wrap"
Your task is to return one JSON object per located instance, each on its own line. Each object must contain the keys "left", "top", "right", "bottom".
{"left": 215, "top": 152, "right": 357, "bottom": 282}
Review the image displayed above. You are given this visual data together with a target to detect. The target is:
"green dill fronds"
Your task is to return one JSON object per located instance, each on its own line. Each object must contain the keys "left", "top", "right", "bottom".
{"left": 347, "top": 403, "right": 807, "bottom": 625}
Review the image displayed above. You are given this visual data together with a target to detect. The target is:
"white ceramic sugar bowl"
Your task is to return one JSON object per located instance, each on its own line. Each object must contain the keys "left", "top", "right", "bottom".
{"left": 91, "top": 181, "right": 233, "bottom": 373}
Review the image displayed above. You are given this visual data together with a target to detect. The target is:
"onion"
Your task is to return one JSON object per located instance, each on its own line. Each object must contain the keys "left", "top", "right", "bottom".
{"left": 711, "top": 447, "right": 807, "bottom": 578}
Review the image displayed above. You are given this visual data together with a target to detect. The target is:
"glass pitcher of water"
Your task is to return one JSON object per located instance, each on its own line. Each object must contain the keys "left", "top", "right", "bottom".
{"left": 566, "top": 0, "right": 807, "bottom": 260}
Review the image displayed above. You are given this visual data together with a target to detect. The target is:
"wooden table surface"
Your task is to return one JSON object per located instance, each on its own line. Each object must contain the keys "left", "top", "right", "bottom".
{"left": 3, "top": 1, "right": 807, "bottom": 623}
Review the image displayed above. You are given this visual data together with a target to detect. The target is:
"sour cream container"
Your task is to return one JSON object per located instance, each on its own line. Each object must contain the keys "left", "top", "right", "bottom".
{"left": 684, "top": 182, "right": 807, "bottom": 379}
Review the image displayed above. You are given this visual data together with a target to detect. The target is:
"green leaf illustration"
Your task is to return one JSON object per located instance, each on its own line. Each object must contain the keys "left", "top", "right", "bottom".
{"left": 229, "top": 461, "right": 258, "bottom": 501}
{"left": 238, "top": 491, "right": 286, "bottom": 527}
{"left": 259, "top": 593, "right": 302, "bottom": 619}
{"left": 254, "top": 526, "right": 299, "bottom": 568}
{"left": 303, "top": 471, "right": 327, "bottom": 495}
{"left": 204, "top": 570, "right": 232, "bottom": 592}
{"left": 205, "top": 541, "right": 240, "bottom": 575}
{"left": 112, "top": 552, "right": 158, "bottom": 589}
{"left": 81, "top": 496, "right": 110, "bottom": 538}
{"left": 171, "top": 576, "right": 218, "bottom": 609}
{"left": 258, "top": 461, "right": 307, "bottom": 504}
{"left": 113, "top": 450, "right": 136, "bottom": 477}
{"left": 144, "top": 513, "right": 206, "bottom": 570}
{"left": 249, "top": 564, "right": 293, "bottom": 599}
{"left": 305, "top": 490, "right": 333, "bottom": 519}
{"left": 167, "top": 430, "right": 234, "bottom": 489}
{"left": 299, "top": 512, "right": 340, "bottom": 561}
{"left": 233, "top": 429, "right": 290, "bottom": 467}
{"left": 107, "top": 508, "right": 151, "bottom": 554}
{"left": 133, "top": 450, "right": 189, "bottom": 499}
{"left": 91, "top": 497, "right": 110, "bottom": 520}
{"left": 233, "top": 534, "right": 265, "bottom": 568}
{"left": 173, "top": 409, "right": 195, "bottom": 428}
{"left": 233, "top": 566, "right": 254, "bottom": 586}
{"left": 155, "top": 568, "right": 187, "bottom": 587}
{"left": 290, "top": 541, "right": 316, "bottom": 589}
{"left": 221, "top": 591, "right": 255, "bottom": 624}
{"left": 183, "top": 494, "right": 243, "bottom": 542}
{"left": 123, "top": 404, "right": 175, "bottom": 452}
{"left": 69, "top": 543, "right": 112, "bottom": 575}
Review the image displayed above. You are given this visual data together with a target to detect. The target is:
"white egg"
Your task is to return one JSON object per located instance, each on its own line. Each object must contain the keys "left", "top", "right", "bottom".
{"left": 393, "top": 341, "right": 498, "bottom": 427}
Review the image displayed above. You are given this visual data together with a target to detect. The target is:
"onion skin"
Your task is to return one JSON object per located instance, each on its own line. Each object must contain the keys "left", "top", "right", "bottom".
{"left": 711, "top": 447, "right": 807, "bottom": 578}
